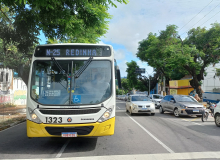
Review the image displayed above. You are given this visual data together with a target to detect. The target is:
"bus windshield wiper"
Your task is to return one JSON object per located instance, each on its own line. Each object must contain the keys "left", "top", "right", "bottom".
{"left": 51, "top": 57, "right": 68, "bottom": 77}
{"left": 74, "top": 57, "right": 93, "bottom": 78}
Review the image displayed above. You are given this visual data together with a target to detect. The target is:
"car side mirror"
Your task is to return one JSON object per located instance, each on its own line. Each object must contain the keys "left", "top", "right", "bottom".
{"left": 170, "top": 100, "right": 174, "bottom": 103}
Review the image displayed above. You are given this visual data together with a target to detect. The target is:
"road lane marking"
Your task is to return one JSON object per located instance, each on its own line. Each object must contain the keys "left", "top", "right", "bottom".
{"left": 125, "top": 113, "right": 174, "bottom": 153}
{"left": 190, "top": 117, "right": 199, "bottom": 121}
{"left": 163, "top": 113, "right": 204, "bottom": 126}
{"left": 56, "top": 139, "right": 71, "bottom": 158}
{"left": 117, "top": 106, "right": 120, "bottom": 109}
{"left": 181, "top": 119, "right": 203, "bottom": 126}
{"left": 12, "top": 151, "right": 220, "bottom": 160}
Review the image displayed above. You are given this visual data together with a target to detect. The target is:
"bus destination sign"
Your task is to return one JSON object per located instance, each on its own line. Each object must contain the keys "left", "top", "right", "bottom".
{"left": 34, "top": 45, "right": 111, "bottom": 57}
{"left": 46, "top": 49, "right": 102, "bottom": 57}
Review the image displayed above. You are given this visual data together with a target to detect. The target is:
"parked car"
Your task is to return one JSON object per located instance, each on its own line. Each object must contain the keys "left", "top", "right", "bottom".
{"left": 121, "top": 95, "right": 126, "bottom": 101}
{"left": 126, "top": 95, "right": 155, "bottom": 116}
{"left": 214, "top": 100, "right": 220, "bottom": 127}
{"left": 159, "top": 95, "right": 205, "bottom": 117}
{"left": 125, "top": 93, "right": 130, "bottom": 101}
{"left": 149, "top": 94, "right": 163, "bottom": 109}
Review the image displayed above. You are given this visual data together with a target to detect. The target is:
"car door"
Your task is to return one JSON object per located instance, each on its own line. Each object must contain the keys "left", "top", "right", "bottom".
{"left": 167, "top": 96, "right": 175, "bottom": 111}
{"left": 126, "top": 96, "right": 131, "bottom": 110}
{"left": 161, "top": 96, "right": 169, "bottom": 111}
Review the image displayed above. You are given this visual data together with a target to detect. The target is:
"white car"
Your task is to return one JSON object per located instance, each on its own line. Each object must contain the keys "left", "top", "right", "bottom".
{"left": 126, "top": 95, "right": 155, "bottom": 116}
{"left": 149, "top": 94, "right": 163, "bottom": 109}
{"left": 214, "top": 100, "right": 220, "bottom": 127}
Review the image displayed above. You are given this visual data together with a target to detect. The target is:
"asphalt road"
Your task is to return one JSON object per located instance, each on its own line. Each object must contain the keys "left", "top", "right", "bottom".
{"left": 1, "top": 100, "right": 220, "bottom": 160}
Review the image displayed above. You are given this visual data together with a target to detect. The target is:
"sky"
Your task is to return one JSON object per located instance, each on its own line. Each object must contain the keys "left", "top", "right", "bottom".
{"left": 39, "top": 0, "right": 220, "bottom": 78}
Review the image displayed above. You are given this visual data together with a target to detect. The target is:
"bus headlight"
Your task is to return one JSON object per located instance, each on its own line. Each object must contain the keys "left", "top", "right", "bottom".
{"left": 28, "top": 108, "right": 42, "bottom": 124}
{"left": 104, "top": 112, "right": 110, "bottom": 118}
{"left": 31, "top": 114, "right": 37, "bottom": 120}
{"left": 97, "top": 105, "right": 114, "bottom": 122}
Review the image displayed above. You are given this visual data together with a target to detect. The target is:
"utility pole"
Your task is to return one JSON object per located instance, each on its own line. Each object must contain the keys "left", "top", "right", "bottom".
{"left": 149, "top": 76, "right": 150, "bottom": 95}
{"left": 145, "top": 70, "right": 150, "bottom": 95}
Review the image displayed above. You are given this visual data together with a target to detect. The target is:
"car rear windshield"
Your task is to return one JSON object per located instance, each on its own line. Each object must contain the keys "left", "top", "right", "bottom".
{"left": 132, "top": 96, "right": 150, "bottom": 101}
{"left": 153, "top": 95, "right": 163, "bottom": 99}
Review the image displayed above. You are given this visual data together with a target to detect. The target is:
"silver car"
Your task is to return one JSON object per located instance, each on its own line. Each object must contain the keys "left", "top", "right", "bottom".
{"left": 149, "top": 94, "right": 163, "bottom": 109}
{"left": 159, "top": 95, "right": 205, "bottom": 117}
{"left": 126, "top": 95, "right": 155, "bottom": 116}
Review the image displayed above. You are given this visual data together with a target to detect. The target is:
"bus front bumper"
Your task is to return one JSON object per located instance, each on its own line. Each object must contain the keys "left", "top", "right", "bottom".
{"left": 27, "top": 117, "right": 115, "bottom": 138}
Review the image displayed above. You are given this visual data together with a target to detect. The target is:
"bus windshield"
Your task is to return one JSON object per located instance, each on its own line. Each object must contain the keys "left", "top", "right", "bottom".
{"left": 31, "top": 60, "right": 112, "bottom": 105}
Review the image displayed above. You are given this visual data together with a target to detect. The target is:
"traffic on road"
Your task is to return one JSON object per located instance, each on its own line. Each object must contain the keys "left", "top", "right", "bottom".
{"left": 1, "top": 98, "right": 220, "bottom": 159}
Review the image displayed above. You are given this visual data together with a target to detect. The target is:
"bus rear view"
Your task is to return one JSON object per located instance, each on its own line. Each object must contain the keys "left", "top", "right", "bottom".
{"left": 26, "top": 44, "right": 116, "bottom": 138}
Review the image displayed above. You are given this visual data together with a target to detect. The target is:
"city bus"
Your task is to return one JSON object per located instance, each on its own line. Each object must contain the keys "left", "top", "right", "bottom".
{"left": 26, "top": 44, "right": 116, "bottom": 138}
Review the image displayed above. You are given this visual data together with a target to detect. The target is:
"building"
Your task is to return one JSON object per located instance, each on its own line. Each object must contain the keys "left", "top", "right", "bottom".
{"left": 169, "top": 75, "right": 194, "bottom": 95}
{"left": 201, "top": 63, "right": 220, "bottom": 102}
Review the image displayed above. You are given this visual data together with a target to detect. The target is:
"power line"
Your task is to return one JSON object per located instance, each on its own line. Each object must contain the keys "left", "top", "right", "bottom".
{"left": 200, "top": 9, "right": 220, "bottom": 27}
{"left": 179, "top": 0, "right": 214, "bottom": 32}
{"left": 190, "top": 1, "right": 220, "bottom": 29}
{"left": 180, "top": 0, "right": 220, "bottom": 36}
{"left": 180, "top": 1, "right": 220, "bottom": 36}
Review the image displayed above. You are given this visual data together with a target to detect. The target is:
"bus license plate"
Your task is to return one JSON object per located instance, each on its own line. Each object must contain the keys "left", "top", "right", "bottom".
{"left": 62, "top": 132, "right": 77, "bottom": 137}
{"left": 193, "top": 110, "right": 199, "bottom": 112}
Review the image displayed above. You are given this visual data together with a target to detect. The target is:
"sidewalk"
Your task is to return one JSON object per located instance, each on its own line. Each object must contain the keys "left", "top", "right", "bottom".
{"left": 0, "top": 105, "right": 26, "bottom": 131}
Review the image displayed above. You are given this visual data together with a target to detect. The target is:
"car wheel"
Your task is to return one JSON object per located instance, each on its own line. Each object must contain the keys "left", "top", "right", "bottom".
{"left": 159, "top": 106, "right": 164, "bottom": 114}
{"left": 151, "top": 113, "right": 155, "bottom": 116}
{"left": 129, "top": 107, "right": 133, "bottom": 116}
{"left": 215, "top": 113, "right": 220, "bottom": 127}
{"left": 174, "top": 108, "right": 179, "bottom": 117}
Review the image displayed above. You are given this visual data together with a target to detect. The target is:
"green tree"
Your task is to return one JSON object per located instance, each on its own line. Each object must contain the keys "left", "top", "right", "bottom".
{"left": 135, "top": 80, "right": 147, "bottom": 92}
{"left": 121, "top": 78, "right": 131, "bottom": 93}
{"left": 137, "top": 23, "right": 220, "bottom": 98}
{"left": 0, "top": 0, "right": 128, "bottom": 85}
{"left": 126, "top": 61, "right": 139, "bottom": 88}
{"left": 116, "top": 89, "right": 125, "bottom": 95}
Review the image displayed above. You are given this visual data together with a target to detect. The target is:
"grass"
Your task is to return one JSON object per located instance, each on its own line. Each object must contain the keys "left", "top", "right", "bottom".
{"left": 0, "top": 115, "right": 26, "bottom": 131}
{"left": 0, "top": 103, "right": 16, "bottom": 108}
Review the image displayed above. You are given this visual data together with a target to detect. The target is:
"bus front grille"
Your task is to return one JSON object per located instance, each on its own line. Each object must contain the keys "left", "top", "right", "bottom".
{"left": 39, "top": 108, "right": 101, "bottom": 115}
{"left": 45, "top": 126, "right": 94, "bottom": 135}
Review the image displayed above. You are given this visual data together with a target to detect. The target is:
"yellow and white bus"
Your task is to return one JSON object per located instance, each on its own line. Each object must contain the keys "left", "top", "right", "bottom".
{"left": 26, "top": 44, "right": 115, "bottom": 138}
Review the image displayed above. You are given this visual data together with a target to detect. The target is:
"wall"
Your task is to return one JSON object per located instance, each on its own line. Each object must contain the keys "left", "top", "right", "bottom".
{"left": 13, "top": 78, "right": 27, "bottom": 105}
{"left": 0, "top": 68, "right": 27, "bottom": 105}
{"left": 177, "top": 88, "right": 194, "bottom": 95}
{"left": 169, "top": 79, "right": 192, "bottom": 88}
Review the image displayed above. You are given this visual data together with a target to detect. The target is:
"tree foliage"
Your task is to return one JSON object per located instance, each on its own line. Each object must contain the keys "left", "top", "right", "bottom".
{"left": 0, "top": 0, "right": 128, "bottom": 85}
{"left": 126, "top": 61, "right": 138, "bottom": 88}
{"left": 121, "top": 78, "right": 131, "bottom": 93}
{"left": 137, "top": 23, "right": 220, "bottom": 98}
{"left": 126, "top": 60, "right": 158, "bottom": 93}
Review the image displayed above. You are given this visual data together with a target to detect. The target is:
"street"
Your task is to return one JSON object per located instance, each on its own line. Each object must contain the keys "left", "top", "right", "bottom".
{"left": 1, "top": 100, "right": 220, "bottom": 160}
